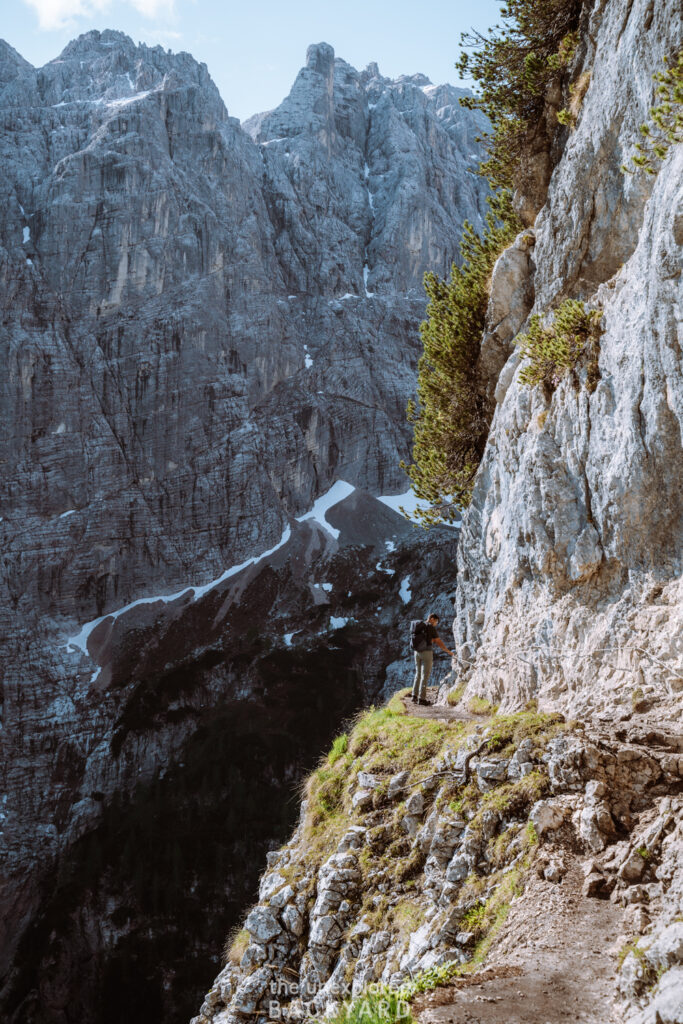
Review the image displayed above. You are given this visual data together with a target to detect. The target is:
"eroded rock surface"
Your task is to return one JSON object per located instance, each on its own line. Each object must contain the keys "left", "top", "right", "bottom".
{"left": 451, "top": 0, "right": 683, "bottom": 721}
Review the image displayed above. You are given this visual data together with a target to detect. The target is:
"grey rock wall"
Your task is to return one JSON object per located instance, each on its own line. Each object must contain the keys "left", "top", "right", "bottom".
{"left": 0, "top": 31, "right": 486, "bottom": 629}
{"left": 451, "top": 0, "right": 683, "bottom": 720}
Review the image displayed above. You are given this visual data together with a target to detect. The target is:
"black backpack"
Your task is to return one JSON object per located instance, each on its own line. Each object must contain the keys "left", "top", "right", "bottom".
{"left": 410, "top": 620, "right": 430, "bottom": 652}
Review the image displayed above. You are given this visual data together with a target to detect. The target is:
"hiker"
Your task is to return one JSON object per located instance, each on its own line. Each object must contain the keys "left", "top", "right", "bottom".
{"left": 410, "top": 613, "right": 455, "bottom": 706}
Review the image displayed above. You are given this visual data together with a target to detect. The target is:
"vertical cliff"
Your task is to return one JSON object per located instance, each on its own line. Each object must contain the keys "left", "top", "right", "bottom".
{"left": 452, "top": 0, "right": 682, "bottom": 718}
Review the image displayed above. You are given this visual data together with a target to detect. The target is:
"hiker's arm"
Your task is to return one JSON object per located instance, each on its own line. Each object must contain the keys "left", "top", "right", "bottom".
{"left": 434, "top": 637, "right": 455, "bottom": 656}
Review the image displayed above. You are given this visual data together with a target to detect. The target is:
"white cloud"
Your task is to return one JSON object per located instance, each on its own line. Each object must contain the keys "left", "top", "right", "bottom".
{"left": 23, "top": 0, "right": 175, "bottom": 31}
{"left": 24, "top": 0, "right": 108, "bottom": 31}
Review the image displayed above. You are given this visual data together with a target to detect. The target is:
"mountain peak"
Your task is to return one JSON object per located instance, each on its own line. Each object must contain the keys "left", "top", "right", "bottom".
{"left": 56, "top": 29, "right": 137, "bottom": 61}
{"left": 306, "top": 41, "right": 335, "bottom": 75}
{"left": 0, "top": 38, "right": 33, "bottom": 69}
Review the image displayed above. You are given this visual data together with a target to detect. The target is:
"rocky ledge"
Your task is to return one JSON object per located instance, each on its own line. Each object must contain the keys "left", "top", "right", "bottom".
{"left": 192, "top": 695, "right": 683, "bottom": 1024}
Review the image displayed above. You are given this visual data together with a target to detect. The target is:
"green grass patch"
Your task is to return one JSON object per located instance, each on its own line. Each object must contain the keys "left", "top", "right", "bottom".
{"left": 483, "top": 771, "right": 548, "bottom": 815}
{"left": 618, "top": 939, "right": 650, "bottom": 969}
{"left": 329, "top": 733, "right": 349, "bottom": 765}
{"left": 350, "top": 705, "right": 461, "bottom": 775}
{"left": 524, "top": 821, "right": 539, "bottom": 847}
{"left": 330, "top": 987, "right": 413, "bottom": 1024}
{"left": 467, "top": 696, "right": 498, "bottom": 716}
{"left": 447, "top": 682, "right": 467, "bottom": 706}
{"left": 489, "top": 824, "right": 521, "bottom": 867}
{"left": 296, "top": 696, "right": 470, "bottom": 873}
{"left": 485, "top": 709, "right": 566, "bottom": 752}
{"left": 398, "top": 862, "right": 527, "bottom": 999}
{"left": 391, "top": 899, "right": 428, "bottom": 939}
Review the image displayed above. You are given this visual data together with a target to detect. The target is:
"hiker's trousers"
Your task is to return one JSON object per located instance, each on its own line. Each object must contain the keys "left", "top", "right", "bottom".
{"left": 412, "top": 649, "right": 433, "bottom": 700}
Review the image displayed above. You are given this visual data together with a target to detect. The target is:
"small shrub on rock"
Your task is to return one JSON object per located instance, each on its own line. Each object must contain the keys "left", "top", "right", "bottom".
{"left": 516, "top": 299, "right": 603, "bottom": 395}
{"left": 622, "top": 48, "right": 683, "bottom": 175}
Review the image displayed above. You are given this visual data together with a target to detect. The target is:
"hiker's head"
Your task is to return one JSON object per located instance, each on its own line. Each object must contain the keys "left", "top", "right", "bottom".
{"left": 427, "top": 613, "right": 440, "bottom": 625}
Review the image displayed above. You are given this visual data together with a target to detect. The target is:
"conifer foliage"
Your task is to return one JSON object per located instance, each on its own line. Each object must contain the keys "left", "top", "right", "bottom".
{"left": 622, "top": 48, "right": 683, "bottom": 175}
{"left": 516, "top": 299, "right": 603, "bottom": 396}
{"left": 402, "top": 192, "right": 521, "bottom": 523}
{"left": 404, "top": 0, "right": 587, "bottom": 524}
{"left": 457, "top": 0, "right": 583, "bottom": 189}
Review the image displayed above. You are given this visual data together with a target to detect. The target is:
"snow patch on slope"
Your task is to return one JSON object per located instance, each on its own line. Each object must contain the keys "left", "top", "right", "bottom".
{"left": 295, "top": 480, "right": 355, "bottom": 540}
{"left": 65, "top": 480, "right": 357, "bottom": 659}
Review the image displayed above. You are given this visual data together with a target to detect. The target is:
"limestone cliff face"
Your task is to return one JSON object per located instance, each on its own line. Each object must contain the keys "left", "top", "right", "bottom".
{"left": 453, "top": 0, "right": 683, "bottom": 719}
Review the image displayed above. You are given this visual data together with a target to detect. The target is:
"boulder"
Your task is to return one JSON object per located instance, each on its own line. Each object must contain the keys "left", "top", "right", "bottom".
{"left": 618, "top": 951, "right": 648, "bottom": 1000}
{"left": 651, "top": 967, "right": 683, "bottom": 1024}
{"left": 357, "top": 771, "right": 381, "bottom": 790}
{"left": 445, "top": 854, "right": 469, "bottom": 883}
{"left": 241, "top": 943, "right": 266, "bottom": 970}
{"left": 543, "top": 856, "right": 565, "bottom": 883}
{"left": 644, "top": 923, "right": 683, "bottom": 972}
{"left": 245, "top": 906, "right": 282, "bottom": 944}
{"left": 270, "top": 884, "right": 295, "bottom": 909}
{"left": 337, "top": 827, "right": 367, "bottom": 852}
{"left": 618, "top": 848, "right": 648, "bottom": 884}
{"left": 232, "top": 966, "right": 273, "bottom": 1015}
{"left": 352, "top": 789, "right": 373, "bottom": 811}
{"left": 530, "top": 798, "right": 569, "bottom": 835}
{"left": 476, "top": 759, "right": 509, "bottom": 790}
{"left": 429, "top": 818, "right": 467, "bottom": 865}
{"left": 579, "top": 802, "right": 616, "bottom": 853}
{"left": 401, "top": 814, "right": 422, "bottom": 837}
{"left": 309, "top": 914, "right": 344, "bottom": 948}
{"left": 387, "top": 771, "right": 410, "bottom": 800}
{"left": 259, "top": 871, "right": 288, "bottom": 902}
{"left": 282, "top": 904, "right": 305, "bottom": 938}
{"left": 404, "top": 791, "right": 425, "bottom": 817}
{"left": 582, "top": 871, "right": 610, "bottom": 899}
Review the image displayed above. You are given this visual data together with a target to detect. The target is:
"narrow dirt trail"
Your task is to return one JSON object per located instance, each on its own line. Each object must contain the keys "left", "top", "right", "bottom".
{"left": 402, "top": 689, "right": 627, "bottom": 1024}
{"left": 412, "top": 859, "right": 625, "bottom": 1024}
{"left": 401, "top": 687, "right": 476, "bottom": 723}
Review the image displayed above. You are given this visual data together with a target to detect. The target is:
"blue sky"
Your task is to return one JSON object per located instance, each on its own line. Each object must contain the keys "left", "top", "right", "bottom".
{"left": 8, "top": 0, "right": 503, "bottom": 121}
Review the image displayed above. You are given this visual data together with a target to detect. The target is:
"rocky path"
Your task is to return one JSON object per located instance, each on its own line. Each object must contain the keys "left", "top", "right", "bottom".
{"left": 413, "top": 859, "right": 625, "bottom": 1024}
{"left": 401, "top": 688, "right": 477, "bottom": 722}
{"left": 402, "top": 692, "right": 628, "bottom": 1024}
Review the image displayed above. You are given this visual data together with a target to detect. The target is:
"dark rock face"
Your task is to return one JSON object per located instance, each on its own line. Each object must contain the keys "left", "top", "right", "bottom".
{"left": 0, "top": 30, "right": 479, "bottom": 1021}
{"left": 0, "top": 30, "right": 486, "bottom": 623}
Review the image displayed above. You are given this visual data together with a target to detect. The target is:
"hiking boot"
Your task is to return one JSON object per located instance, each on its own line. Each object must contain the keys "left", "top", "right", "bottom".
{"left": 410, "top": 695, "right": 417, "bottom": 703}
{"left": 418, "top": 698, "right": 431, "bottom": 707}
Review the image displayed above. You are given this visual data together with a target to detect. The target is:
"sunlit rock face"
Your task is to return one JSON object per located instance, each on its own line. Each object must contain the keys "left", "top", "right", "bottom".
{"left": 0, "top": 31, "right": 477, "bottom": 1024}
{"left": 452, "top": 0, "right": 683, "bottom": 718}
